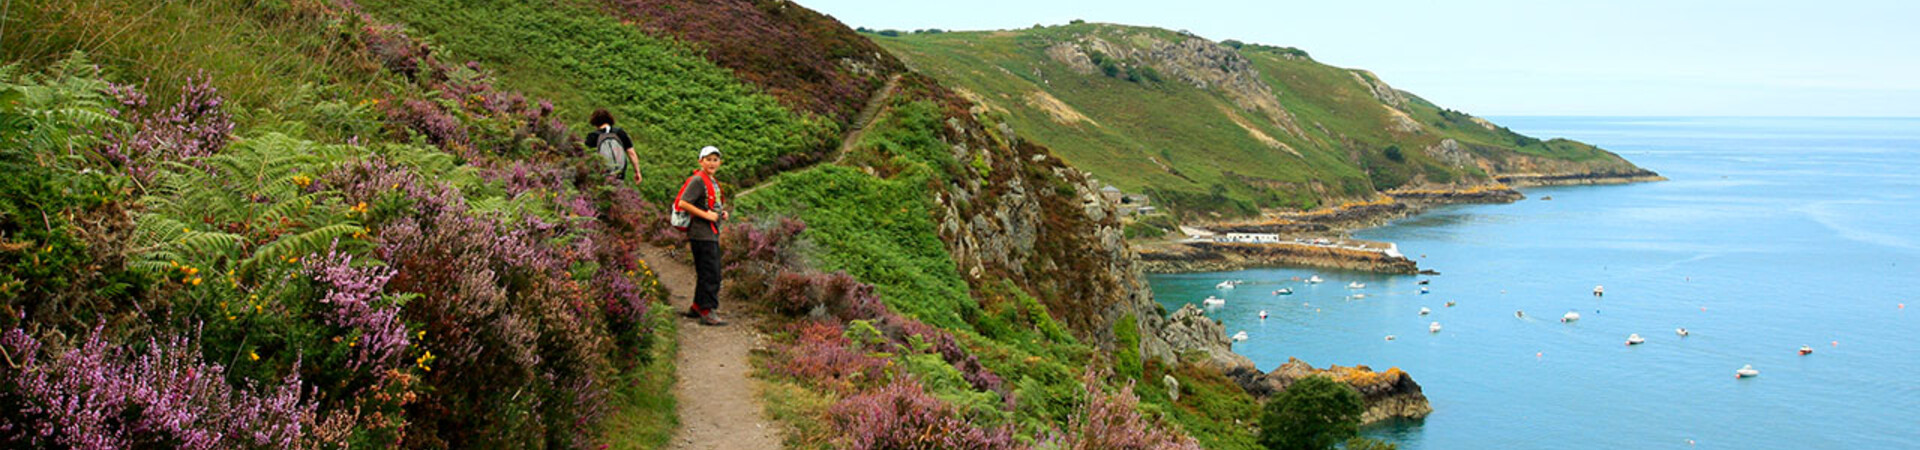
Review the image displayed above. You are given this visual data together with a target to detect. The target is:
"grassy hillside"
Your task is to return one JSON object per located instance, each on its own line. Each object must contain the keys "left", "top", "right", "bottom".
{"left": 871, "top": 23, "right": 1651, "bottom": 218}
{"left": 2, "top": 0, "right": 1266, "bottom": 448}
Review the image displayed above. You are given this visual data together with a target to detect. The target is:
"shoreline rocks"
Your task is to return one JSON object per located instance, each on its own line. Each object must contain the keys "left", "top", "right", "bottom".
{"left": 1227, "top": 357, "right": 1433, "bottom": 424}
{"left": 1138, "top": 241, "right": 1420, "bottom": 274}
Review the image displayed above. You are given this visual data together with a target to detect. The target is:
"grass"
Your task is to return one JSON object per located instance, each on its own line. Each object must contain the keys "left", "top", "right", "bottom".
{"left": 598, "top": 305, "right": 681, "bottom": 449}
{"left": 354, "top": 0, "right": 837, "bottom": 201}
{"left": 872, "top": 24, "right": 1642, "bottom": 217}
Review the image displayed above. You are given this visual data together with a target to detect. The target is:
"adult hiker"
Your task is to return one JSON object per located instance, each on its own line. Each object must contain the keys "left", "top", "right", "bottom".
{"left": 586, "top": 109, "right": 640, "bottom": 185}
{"left": 675, "top": 146, "right": 728, "bottom": 326}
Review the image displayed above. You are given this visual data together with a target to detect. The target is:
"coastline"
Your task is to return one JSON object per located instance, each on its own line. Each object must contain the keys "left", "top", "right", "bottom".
{"left": 1134, "top": 170, "right": 1665, "bottom": 275}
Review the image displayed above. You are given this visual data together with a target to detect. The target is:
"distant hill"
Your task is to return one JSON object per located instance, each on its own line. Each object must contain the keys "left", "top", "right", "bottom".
{"left": 870, "top": 23, "right": 1657, "bottom": 217}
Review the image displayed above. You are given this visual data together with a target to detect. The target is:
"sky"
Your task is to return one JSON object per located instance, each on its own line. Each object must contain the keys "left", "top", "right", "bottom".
{"left": 795, "top": 0, "right": 1920, "bottom": 117}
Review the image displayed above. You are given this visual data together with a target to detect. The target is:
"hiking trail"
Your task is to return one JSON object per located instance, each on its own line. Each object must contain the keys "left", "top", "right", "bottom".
{"left": 640, "top": 243, "right": 783, "bottom": 449}
{"left": 735, "top": 73, "right": 902, "bottom": 199}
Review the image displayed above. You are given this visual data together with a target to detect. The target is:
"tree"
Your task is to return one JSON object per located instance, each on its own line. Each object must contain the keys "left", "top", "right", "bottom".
{"left": 1258, "top": 375, "right": 1364, "bottom": 450}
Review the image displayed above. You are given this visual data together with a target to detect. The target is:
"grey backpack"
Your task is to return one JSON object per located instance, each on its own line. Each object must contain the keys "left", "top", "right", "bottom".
{"left": 596, "top": 128, "right": 627, "bottom": 176}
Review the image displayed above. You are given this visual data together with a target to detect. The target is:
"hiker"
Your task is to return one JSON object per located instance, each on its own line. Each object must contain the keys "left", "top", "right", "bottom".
{"left": 676, "top": 146, "right": 727, "bottom": 326}
{"left": 586, "top": 109, "right": 640, "bottom": 185}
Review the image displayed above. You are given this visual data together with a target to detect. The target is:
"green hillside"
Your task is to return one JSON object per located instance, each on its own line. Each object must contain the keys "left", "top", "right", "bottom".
{"left": 2, "top": 1, "right": 1254, "bottom": 448}
{"left": 871, "top": 23, "right": 1652, "bottom": 217}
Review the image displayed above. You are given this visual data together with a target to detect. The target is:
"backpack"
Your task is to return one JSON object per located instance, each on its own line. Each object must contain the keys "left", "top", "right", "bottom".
{"left": 595, "top": 128, "right": 627, "bottom": 177}
{"left": 672, "top": 171, "right": 719, "bottom": 233}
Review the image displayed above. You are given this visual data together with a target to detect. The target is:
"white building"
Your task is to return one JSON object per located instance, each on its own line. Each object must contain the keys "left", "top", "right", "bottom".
{"left": 1218, "top": 233, "right": 1281, "bottom": 244}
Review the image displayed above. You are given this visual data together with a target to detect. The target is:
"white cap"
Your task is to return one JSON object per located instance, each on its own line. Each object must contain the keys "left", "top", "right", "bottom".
{"left": 698, "top": 145, "right": 722, "bottom": 159}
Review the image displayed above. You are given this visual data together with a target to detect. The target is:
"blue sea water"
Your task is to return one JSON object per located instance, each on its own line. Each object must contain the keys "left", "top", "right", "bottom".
{"left": 1148, "top": 117, "right": 1920, "bottom": 449}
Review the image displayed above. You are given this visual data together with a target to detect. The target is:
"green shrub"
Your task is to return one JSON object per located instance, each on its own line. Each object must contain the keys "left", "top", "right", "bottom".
{"left": 1258, "top": 375, "right": 1363, "bottom": 450}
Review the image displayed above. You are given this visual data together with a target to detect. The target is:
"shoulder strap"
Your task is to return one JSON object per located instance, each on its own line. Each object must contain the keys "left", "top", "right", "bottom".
{"left": 674, "top": 175, "right": 700, "bottom": 211}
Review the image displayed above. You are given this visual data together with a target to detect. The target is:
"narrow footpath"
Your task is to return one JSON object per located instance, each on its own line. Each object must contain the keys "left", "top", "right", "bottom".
{"left": 639, "top": 243, "right": 782, "bottom": 449}
{"left": 734, "top": 73, "right": 902, "bottom": 199}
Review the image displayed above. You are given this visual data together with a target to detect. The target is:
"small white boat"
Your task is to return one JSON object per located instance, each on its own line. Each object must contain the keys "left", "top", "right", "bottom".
{"left": 1273, "top": 288, "right": 1293, "bottom": 295}
{"left": 1593, "top": 285, "right": 1605, "bottom": 296}
{"left": 1626, "top": 333, "right": 1645, "bottom": 345}
{"left": 1305, "top": 275, "right": 1325, "bottom": 284}
{"left": 1515, "top": 310, "right": 1525, "bottom": 318}
{"left": 1232, "top": 331, "right": 1249, "bottom": 341}
{"left": 1384, "top": 335, "right": 1397, "bottom": 341}
{"left": 1348, "top": 294, "right": 1367, "bottom": 300}
{"left": 1203, "top": 295, "right": 1226, "bottom": 306}
{"left": 1429, "top": 322, "right": 1443, "bottom": 333}
{"left": 1799, "top": 345, "right": 1813, "bottom": 356}
{"left": 1216, "top": 280, "right": 1236, "bottom": 290}
{"left": 1258, "top": 310, "right": 1269, "bottom": 320}
{"left": 1420, "top": 287, "right": 1430, "bottom": 294}
{"left": 1347, "top": 282, "right": 1366, "bottom": 289}
{"left": 1736, "top": 364, "right": 1760, "bottom": 378}
{"left": 1676, "top": 327, "right": 1689, "bottom": 337}
{"left": 1562, "top": 311, "right": 1581, "bottom": 322}
{"left": 1419, "top": 307, "right": 1431, "bottom": 316}
{"left": 1418, "top": 279, "right": 1430, "bottom": 285}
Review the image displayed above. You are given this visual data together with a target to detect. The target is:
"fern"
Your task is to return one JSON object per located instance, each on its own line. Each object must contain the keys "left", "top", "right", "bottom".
{"left": 239, "top": 222, "right": 362, "bottom": 275}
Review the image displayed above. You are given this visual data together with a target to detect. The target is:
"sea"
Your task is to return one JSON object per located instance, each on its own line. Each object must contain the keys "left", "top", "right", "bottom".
{"left": 1148, "top": 117, "right": 1920, "bottom": 449}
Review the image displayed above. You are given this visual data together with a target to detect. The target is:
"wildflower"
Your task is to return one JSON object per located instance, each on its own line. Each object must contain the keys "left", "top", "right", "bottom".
{"left": 255, "top": 304, "right": 262, "bottom": 313}
{"left": 227, "top": 315, "right": 236, "bottom": 321}
{"left": 416, "top": 330, "right": 426, "bottom": 339}
{"left": 191, "top": 277, "right": 202, "bottom": 285}
{"left": 249, "top": 351, "right": 260, "bottom": 361}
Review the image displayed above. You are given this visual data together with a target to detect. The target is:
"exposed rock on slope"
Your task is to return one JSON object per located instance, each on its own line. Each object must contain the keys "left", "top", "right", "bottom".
{"left": 1229, "top": 357, "right": 1434, "bottom": 424}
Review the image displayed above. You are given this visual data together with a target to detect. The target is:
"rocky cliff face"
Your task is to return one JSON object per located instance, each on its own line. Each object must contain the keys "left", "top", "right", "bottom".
{"left": 1157, "top": 304, "right": 1254, "bottom": 371}
{"left": 887, "top": 75, "right": 1175, "bottom": 359}
{"left": 1047, "top": 33, "right": 1305, "bottom": 138}
{"left": 1228, "top": 357, "right": 1433, "bottom": 424}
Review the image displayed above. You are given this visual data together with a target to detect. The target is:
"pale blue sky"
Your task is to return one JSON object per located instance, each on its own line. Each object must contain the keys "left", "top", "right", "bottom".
{"left": 797, "top": 0, "right": 1919, "bottom": 117}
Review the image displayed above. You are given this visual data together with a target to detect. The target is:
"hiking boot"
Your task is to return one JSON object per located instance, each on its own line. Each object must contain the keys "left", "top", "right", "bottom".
{"left": 682, "top": 308, "right": 702, "bottom": 319}
{"left": 698, "top": 313, "right": 728, "bottom": 326}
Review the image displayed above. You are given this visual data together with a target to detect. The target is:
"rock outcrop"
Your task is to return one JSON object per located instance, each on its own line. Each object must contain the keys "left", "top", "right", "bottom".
{"left": 1156, "top": 304, "right": 1254, "bottom": 371}
{"left": 1228, "top": 358, "right": 1433, "bottom": 424}
{"left": 898, "top": 75, "right": 1173, "bottom": 362}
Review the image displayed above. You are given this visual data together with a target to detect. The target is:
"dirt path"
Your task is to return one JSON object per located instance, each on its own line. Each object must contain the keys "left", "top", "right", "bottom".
{"left": 640, "top": 243, "right": 783, "bottom": 449}
{"left": 735, "top": 73, "right": 902, "bottom": 199}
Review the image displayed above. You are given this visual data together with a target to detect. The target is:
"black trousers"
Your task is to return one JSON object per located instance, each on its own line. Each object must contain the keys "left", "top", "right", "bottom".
{"left": 690, "top": 239, "right": 722, "bottom": 314}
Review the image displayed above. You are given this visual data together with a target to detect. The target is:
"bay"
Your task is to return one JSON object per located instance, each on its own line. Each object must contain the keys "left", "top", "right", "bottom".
{"left": 1149, "top": 117, "right": 1920, "bottom": 449}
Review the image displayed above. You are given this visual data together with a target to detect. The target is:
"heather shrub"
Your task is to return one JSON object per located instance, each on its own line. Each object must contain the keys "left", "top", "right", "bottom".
{"left": 1048, "top": 370, "right": 1201, "bottom": 450}
{"left": 771, "top": 321, "right": 890, "bottom": 394}
{"left": 827, "top": 379, "right": 1017, "bottom": 450}
{"left": 0, "top": 326, "right": 322, "bottom": 449}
